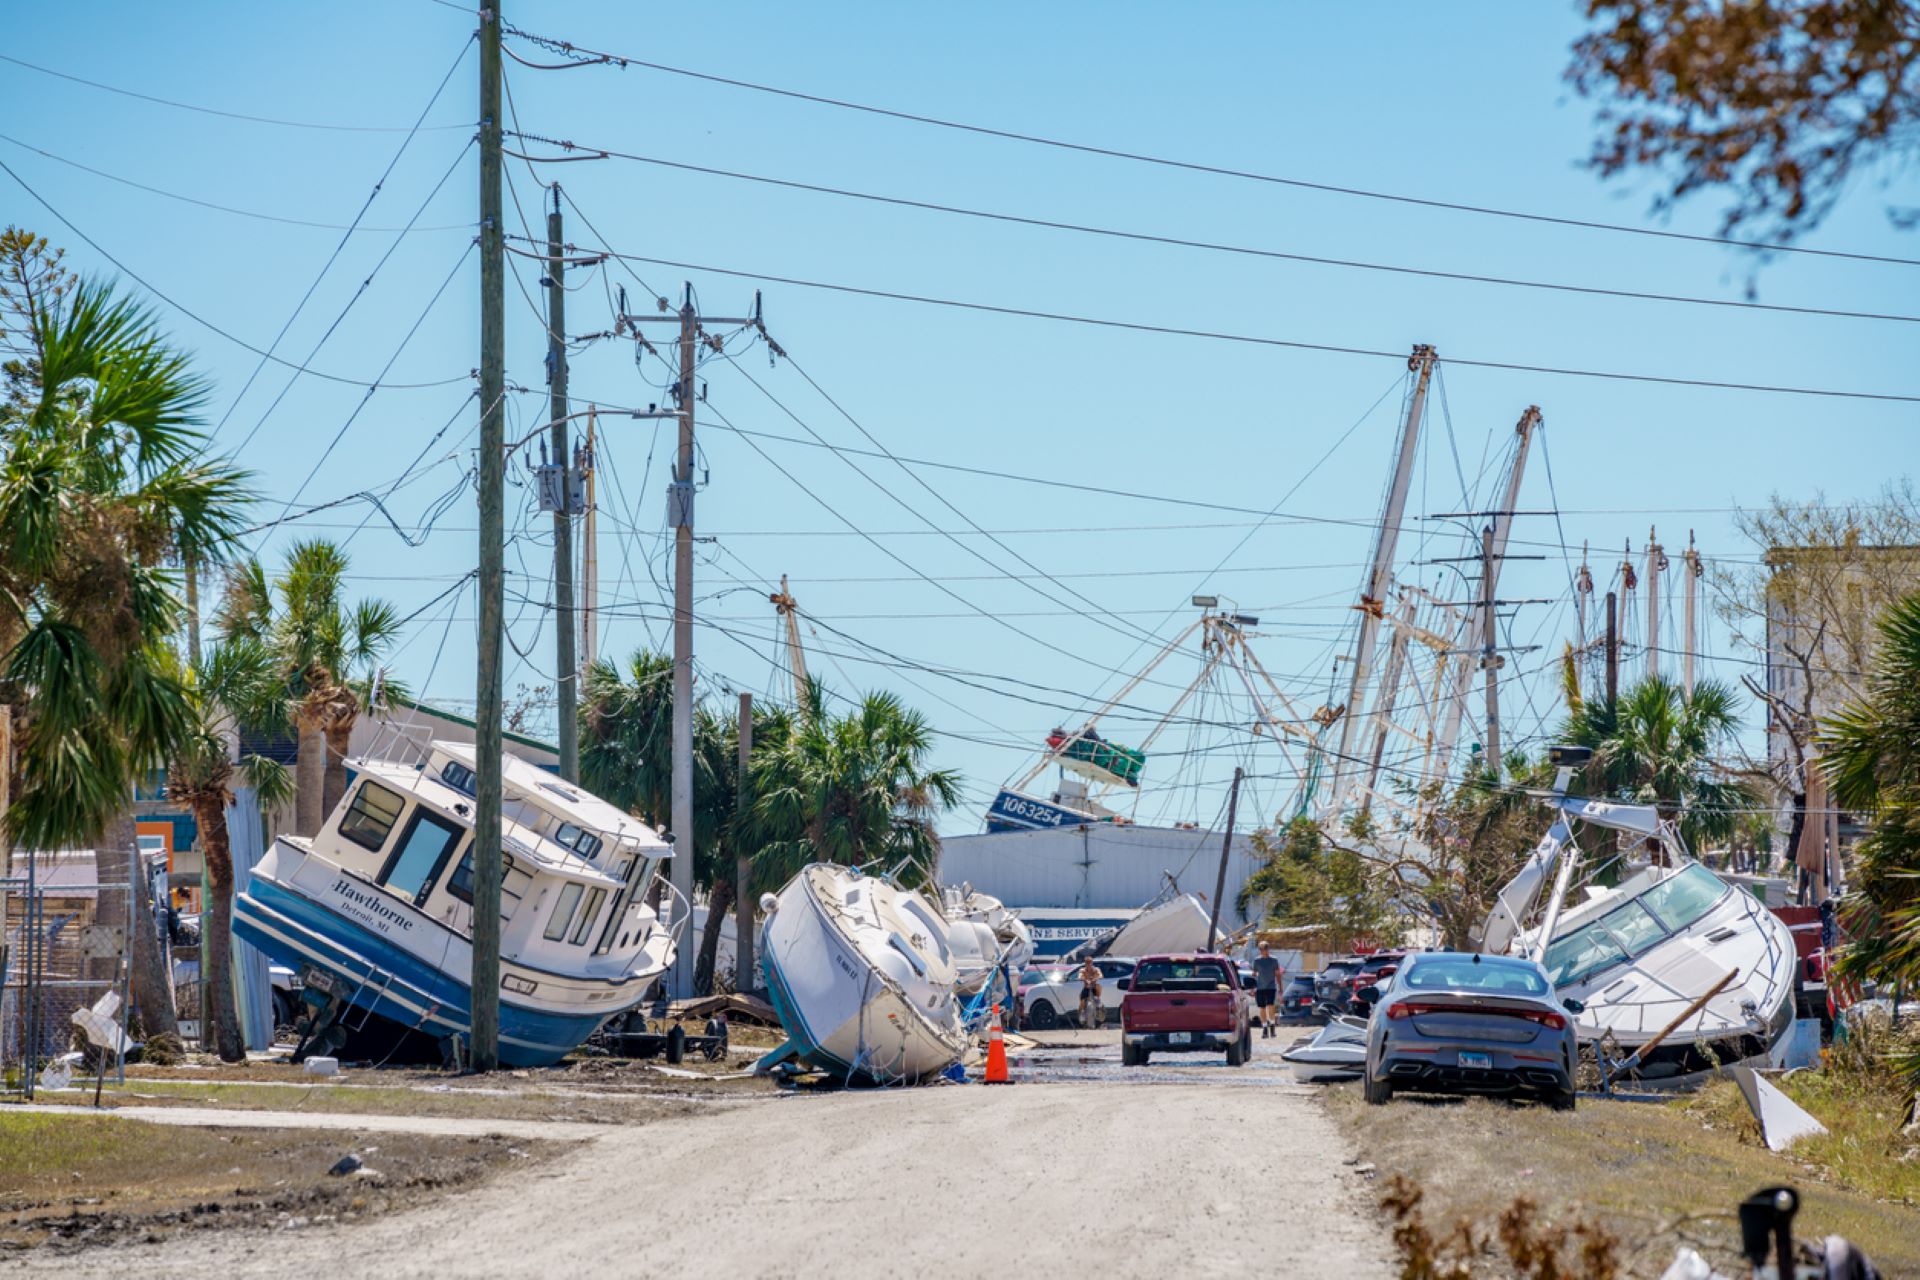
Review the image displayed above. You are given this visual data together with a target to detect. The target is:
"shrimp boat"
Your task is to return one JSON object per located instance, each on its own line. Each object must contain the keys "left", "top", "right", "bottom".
{"left": 1479, "top": 750, "right": 1797, "bottom": 1081}
{"left": 231, "top": 741, "right": 678, "bottom": 1068}
{"left": 757, "top": 864, "right": 969, "bottom": 1085}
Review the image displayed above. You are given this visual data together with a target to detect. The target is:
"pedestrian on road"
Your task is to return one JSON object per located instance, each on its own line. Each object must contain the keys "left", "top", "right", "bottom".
{"left": 1251, "top": 941, "right": 1282, "bottom": 1038}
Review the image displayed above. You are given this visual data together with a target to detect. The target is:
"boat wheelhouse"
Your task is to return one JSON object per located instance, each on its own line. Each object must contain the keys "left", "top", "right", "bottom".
{"left": 232, "top": 741, "right": 677, "bottom": 1067}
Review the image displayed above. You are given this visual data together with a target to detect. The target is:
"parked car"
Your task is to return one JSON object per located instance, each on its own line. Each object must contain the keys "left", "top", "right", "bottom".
{"left": 1360, "top": 951, "right": 1580, "bottom": 1110}
{"left": 1279, "top": 972, "right": 1321, "bottom": 1021}
{"left": 1314, "top": 957, "right": 1363, "bottom": 1012}
{"left": 1020, "top": 958, "right": 1137, "bottom": 1028}
{"left": 1119, "top": 953, "right": 1253, "bottom": 1066}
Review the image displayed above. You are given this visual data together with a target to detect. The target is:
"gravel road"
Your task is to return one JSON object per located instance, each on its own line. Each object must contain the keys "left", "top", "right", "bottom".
{"left": 7, "top": 1032, "right": 1392, "bottom": 1278}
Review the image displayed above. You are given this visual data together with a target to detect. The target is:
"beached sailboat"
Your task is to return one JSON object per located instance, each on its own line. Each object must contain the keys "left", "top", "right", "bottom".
{"left": 758, "top": 864, "right": 969, "bottom": 1085}
{"left": 232, "top": 741, "right": 678, "bottom": 1068}
{"left": 1480, "top": 757, "right": 1797, "bottom": 1080}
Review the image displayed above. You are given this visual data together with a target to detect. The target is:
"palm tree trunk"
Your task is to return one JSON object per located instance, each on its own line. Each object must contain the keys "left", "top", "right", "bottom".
{"left": 321, "top": 715, "right": 354, "bottom": 820}
{"left": 293, "top": 716, "right": 326, "bottom": 836}
{"left": 693, "top": 877, "right": 734, "bottom": 995}
{"left": 96, "top": 809, "right": 179, "bottom": 1042}
{"left": 189, "top": 797, "right": 246, "bottom": 1062}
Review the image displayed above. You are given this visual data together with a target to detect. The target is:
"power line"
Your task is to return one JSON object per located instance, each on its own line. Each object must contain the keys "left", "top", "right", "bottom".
{"left": 524, "top": 241, "right": 1920, "bottom": 404}
{"left": 0, "top": 156, "right": 470, "bottom": 390}
{"left": 496, "top": 24, "right": 1920, "bottom": 270}
{"left": 0, "top": 51, "right": 476, "bottom": 134}
{"left": 509, "top": 132, "right": 1920, "bottom": 327}
{"left": 0, "top": 132, "right": 473, "bottom": 233}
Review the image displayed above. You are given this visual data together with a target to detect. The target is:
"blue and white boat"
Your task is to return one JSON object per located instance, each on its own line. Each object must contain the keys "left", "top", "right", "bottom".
{"left": 758, "top": 864, "right": 968, "bottom": 1085}
{"left": 232, "top": 741, "right": 678, "bottom": 1068}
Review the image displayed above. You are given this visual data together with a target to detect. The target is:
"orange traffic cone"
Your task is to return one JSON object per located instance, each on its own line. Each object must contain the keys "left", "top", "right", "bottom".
{"left": 983, "top": 1002, "right": 1011, "bottom": 1084}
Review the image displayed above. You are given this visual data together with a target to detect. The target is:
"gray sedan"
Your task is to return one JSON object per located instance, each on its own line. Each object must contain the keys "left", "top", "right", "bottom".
{"left": 1359, "top": 952, "right": 1581, "bottom": 1110}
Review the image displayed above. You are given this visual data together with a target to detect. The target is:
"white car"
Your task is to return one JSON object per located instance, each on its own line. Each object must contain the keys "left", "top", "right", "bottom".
{"left": 1019, "top": 958, "right": 1136, "bottom": 1028}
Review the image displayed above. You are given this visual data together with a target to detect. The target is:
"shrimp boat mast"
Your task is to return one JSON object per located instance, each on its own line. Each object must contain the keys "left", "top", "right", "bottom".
{"left": 987, "top": 606, "right": 1320, "bottom": 833}
{"left": 1478, "top": 747, "right": 1797, "bottom": 1080}
{"left": 232, "top": 741, "right": 679, "bottom": 1068}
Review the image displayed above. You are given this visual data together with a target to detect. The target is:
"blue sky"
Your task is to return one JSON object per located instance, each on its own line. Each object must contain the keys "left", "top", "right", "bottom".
{"left": 3, "top": 3, "right": 1914, "bottom": 834}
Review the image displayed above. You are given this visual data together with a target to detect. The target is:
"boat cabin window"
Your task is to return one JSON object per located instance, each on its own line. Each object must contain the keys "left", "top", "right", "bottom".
{"left": 543, "top": 882, "right": 585, "bottom": 941}
{"left": 1543, "top": 865, "right": 1731, "bottom": 988}
{"left": 1543, "top": 922, "right": 1629, "bottom": 988}
{"left": 1637, "top": 865, "right": 1726, "bottom": 933}
{"left": 440, "top": 760, "right": 477, "bottom": 796}
{"left": 339, "top": 782, "right": 405, "bottom": 852}
{"left": 378, "top": 809, "right": 465, "bottom": 905}
{"left": 446, "top": 852, "right": 532, "bottom": 918}
{"left": 570, "top": 887, "right": 606, "bottom": 945}
{"left": 553, "top": 822, "right": 604, "bottom": 861}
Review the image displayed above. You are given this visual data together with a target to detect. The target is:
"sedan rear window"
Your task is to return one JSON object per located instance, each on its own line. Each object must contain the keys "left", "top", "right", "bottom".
{"left": 1404, "top": 958, "right": 1548, "bottom": 996}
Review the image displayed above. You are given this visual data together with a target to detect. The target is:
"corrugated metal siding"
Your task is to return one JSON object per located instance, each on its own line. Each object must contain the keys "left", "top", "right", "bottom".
{"left": 938, "top": 824, "right": 1262, "bottom": 925}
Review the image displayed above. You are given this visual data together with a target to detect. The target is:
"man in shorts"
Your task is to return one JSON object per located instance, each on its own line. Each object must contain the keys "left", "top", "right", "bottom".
{"left": 1077, "top": 956, "right": 1103, "bottom": 1027}
{"left": 1251, "top": 941, "right": 1282, "bottom": 1038}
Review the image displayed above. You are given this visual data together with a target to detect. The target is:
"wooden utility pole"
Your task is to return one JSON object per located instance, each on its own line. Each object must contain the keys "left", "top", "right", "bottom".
{"left": 619, "top": 288, "right": 759, "bottom": 999}
{"left": 1327, "top": 345, "right": 1435, "bottom": 814}
{"left": 1604, "top": 590, "right": 1619, "bottom": 706}
{"left": 1480, "top": 525, "right": 1501, "bottom": 770}
{"left": 1645, "top": 529, "right": 1664, "bottom": 682}
{"left": 580, "top": 407, "right": 597, "bottom": 673}
{"left": 471, "top": 2, "right": 506, "bottom": 1072}
{"left": 546, "top": 187, "right": 578, "bottom": 782}
{"left": 1682, "top": 531, "right": 1700, "bottom": 697}
{"left": 735, "top": 692, "right": 755, "bottom": 992}
{"left": 1207, "top": 767, "right": 1244, "bottom": 952}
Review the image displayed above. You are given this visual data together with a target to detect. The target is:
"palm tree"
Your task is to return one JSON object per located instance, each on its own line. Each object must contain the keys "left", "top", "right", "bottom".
{"left": 163, "top": 636, "right": 293, "bottom": 1061}
{"left": 218, "top": 541, "right": 403, "bottom": 834}
{"left": 1563, "top": 674, "right": 1758, "bottom": 851}
{"left": 1, "top": 242, "right": 251, "bottom": 1037}
{"left": 748, "top": 681, "right": 962, "bottom": 889}
{"left": 1820, "top": 592, "right": 1920, "bottom": 1051}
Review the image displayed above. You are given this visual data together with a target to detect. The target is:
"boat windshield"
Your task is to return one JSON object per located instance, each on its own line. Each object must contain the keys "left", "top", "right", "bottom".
{"left": 1543, "top": 865, "right": 1732, "bottom": 988}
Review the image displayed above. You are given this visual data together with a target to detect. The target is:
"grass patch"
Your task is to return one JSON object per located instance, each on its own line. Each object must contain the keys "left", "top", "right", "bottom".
{"left": 1330, "top": 1083, "right": 1920, "bottom": 1275}
{"left": 0, "top": 1113, "right": 550, "bottom": 1252}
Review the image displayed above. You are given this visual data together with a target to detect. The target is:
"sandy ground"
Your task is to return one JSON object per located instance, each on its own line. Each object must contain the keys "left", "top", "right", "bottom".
{"left": 4, "top": 1029, "right": 1392, "bottom": 1278}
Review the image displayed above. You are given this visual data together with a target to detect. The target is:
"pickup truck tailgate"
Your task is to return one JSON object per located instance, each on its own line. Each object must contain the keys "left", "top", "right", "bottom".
{"left": 1124, "top": 992, "right": 1236, "bottom": 1033}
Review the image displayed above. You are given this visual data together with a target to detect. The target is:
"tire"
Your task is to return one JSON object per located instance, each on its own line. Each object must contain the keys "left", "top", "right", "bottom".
{"left": 1026, "top": 1000, "right": 1059, "bottom": 1030}
{"left": 1239, "top": 1027, "right": 1253, "bottom": 1065}
{"left": 1136, "top": 1049, "right": 1150, "bottom": 1067}
{"left": 1121, "top": 1041, "right": 1138, "bottom": 1067}
{"left": 1226, "top": 1034, "right": 1246, "bottom": 1067}
{"left": 1363, "top": 1071, "right": 1393, "bottom": 1106}
{"left": 1550, "top": 1087, "right": 1577, "bottom": 1112}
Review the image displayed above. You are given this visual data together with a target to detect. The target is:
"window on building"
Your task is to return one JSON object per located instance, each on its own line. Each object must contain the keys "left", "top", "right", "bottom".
{"left": 339, "top": 782, "right": 405, "bottom": 852}
{"left": 543, "top": 882, "right": 585, "bottom": 941}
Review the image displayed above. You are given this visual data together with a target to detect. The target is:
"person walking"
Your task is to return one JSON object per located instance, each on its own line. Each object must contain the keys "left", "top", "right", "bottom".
{"left": 1251, "top": 941, "right": 1282, "bottom": 1039}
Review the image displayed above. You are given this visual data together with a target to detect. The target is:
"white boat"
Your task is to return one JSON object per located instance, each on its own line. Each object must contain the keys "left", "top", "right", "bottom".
{"left": 942, "top": 884, "right": 1035, "bottom": 996}
{"left": 1067, "top": 891, "right": 1218, "bottom": 962}
{"left": 1482, "top": 781, "right": 1797, "bottom": 1081}
{"left": 232, "top": 741, "right": 678, "bottom": 1068}
{"left": 1280, "top": 1015, "right": 1370, "bottom": 1082}
{"left": 758, "top": 864, "right": 969, "bottom": 1085}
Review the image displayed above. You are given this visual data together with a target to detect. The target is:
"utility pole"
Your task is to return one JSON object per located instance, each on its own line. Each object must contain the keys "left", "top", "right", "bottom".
{"left": 1480, "top": 525, "right": 1501, "bottom": 771}
{"left": 1326, "top": 344, "right": 1436, "bottom": 815}
{"left": 621, "top": 287, "right": 761, "bottom": 998}
{"left": 1604, "top": 590, "right": 1619, "bottom": 706}
{"left": 1645, "top": 529, "right": 1664, "bottom": 682}
{"left": 1207, "top": 767, "right": 1244, "bottom": 952}
{"left": 471, "top": 1, "right": 505, "bottom": 1072}
{"left": 547, "top": 186, "right": 578, "bottom": 782}
{"left": 579, "top": 407, "right": 597, "bottom": 674}
{"left": 735, "top": 692, "right": 755, "bottom": 992}
{"left": 1433, "top": 406, "right": 1538, "bottom": 775}
{"left": 1682, "top": 531, "right": 1700, "bottom": 697}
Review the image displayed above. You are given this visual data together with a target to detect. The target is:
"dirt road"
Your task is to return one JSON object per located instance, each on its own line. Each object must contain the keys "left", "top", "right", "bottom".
{"left": 7, "top": 1033, "right": 1392, "bottom": 1278}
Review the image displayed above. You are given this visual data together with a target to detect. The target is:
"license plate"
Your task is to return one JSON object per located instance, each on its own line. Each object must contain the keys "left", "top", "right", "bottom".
{"left": 1169, "top": 1031, "right": 1191, "bottom": 1044}
{"left": 1459, "top": 1051, "right": 1492, "bottom": 1070}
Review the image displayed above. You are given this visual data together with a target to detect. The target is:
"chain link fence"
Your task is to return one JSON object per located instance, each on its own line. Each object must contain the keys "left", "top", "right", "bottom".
{"left": 1, "top": 848, "right": 137, "bottom": 1097}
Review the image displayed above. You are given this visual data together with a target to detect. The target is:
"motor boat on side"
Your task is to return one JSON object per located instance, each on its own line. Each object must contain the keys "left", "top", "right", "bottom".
{"left": 232, "top": 741, "right": 678, "bottom": 1068}
{"left": 1280, "top": 1015, "right": 1370, "bottom": 1083}
{"left": 758, "top": 863, "right": 969, "bottom": 1085}
{"left": 1479, "top": 750, "right": 1798, "bottom": 1082}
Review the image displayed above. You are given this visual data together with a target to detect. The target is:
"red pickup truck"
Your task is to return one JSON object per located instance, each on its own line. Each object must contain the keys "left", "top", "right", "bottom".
{"left": 1119, "top": 953, "right": 1254, "bottom": 1067}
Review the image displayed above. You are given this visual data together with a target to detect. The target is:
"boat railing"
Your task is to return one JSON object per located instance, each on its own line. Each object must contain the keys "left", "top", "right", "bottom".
{"left": 655, "top": 873, "right": 693, "bottom": 951}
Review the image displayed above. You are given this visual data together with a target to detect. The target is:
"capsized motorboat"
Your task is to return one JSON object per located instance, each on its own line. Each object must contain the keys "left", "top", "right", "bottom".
{"left": 1280, "top": 1015, "right": 1369, "bottom": 1083}
{"left": 758, "top": 864, "right": 969, "bottom": 1085}
{"left": 942, "top": 884, "right": 1035, "bottom": 997}
{"left": 231, "top": 741, "right": 678, "bottom": 1068}
{"left": 1481, "top": 783, "right": 1797, "bottom": 1081}
{"left": 1064, "top": 890, "right": 1217, "bottom": 962}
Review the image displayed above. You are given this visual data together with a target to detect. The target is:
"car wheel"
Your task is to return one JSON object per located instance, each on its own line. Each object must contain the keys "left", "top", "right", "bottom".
{"left": 1136, "top": 1049, "right": 1150, "bottom": 1067}
{"left": 1363, "top": 1071, "right": 1393, "bottom": 1106}
{"left": 1550, "top": 1087, "right": 1577, "bottom": 1112}
{"left": 1225, "top": 1035, "right": 1244, "bottom": 1066}
{"left": 1121, "top": 1041, "right": 1138, "bottom": 1067}
{"left": 1027, "top": 1000, "right": 1058, "bottom": 1030}
{"left": 1237, "top": 1028, "right": 1253, "bottom": 1065}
